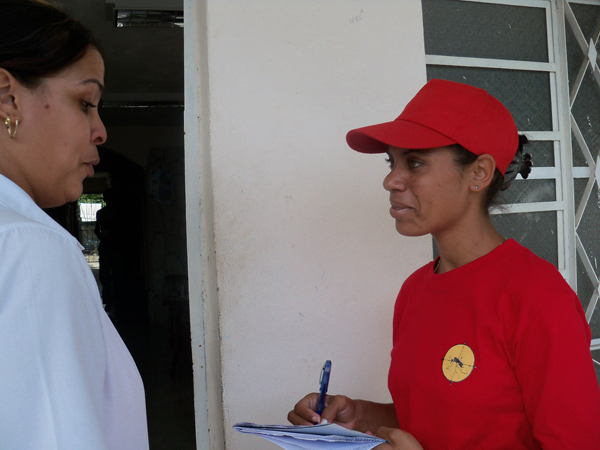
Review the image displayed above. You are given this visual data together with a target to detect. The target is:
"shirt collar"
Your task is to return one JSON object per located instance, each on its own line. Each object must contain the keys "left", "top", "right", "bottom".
{"left": 0, "top": 174, "right": 83, "bottom": 249}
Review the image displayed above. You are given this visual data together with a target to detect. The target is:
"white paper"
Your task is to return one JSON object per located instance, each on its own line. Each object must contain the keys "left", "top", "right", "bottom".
{"left": 233, "top": 422, "right": 385, "bottom": 450}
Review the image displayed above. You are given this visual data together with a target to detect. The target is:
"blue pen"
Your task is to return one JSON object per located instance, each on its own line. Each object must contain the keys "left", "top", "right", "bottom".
{"left": 316, "top": 360, "right": 332, "bottom": 418}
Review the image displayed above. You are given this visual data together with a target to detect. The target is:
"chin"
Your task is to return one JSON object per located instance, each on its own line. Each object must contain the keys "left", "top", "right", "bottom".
{"left": 394, "top": 223, "right": 428, "bottom": 237}
{"left": 70, "top": 183, "right": 84, "bottom": 201}
{"left": 40, "top": 199, "right": 70, "bottom": 209}
{"left": 57, "top": 187, "right": 84, "bottom": 207}
{"left": 69, "top": 192, "right": 84, "bottom": 203}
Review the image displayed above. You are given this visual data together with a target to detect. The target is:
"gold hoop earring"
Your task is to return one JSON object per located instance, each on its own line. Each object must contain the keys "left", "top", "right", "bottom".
{"left": 5, "top": 115, "right": 18, "bottom": 139}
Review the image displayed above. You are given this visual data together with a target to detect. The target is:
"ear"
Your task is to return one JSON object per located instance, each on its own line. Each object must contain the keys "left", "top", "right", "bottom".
{"left": 0, "top": 68, "right": 20, "bottom": 121}
{"left": 469, "top": 154, "right": 496, "bottom": 192}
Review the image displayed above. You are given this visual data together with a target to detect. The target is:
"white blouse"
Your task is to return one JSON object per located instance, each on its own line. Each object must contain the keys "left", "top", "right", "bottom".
{"left": 0, "top": 174, "right": 149, "bottom": 450}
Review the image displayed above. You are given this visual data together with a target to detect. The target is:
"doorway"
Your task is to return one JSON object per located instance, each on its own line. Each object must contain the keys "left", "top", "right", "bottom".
{"left": 56, "top": 0, "right": 194, "bottom": 448}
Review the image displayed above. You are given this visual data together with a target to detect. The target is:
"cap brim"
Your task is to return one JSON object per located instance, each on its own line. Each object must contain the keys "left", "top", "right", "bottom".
{"left": 346, "top": 119, "right": 457, "bottom": 154}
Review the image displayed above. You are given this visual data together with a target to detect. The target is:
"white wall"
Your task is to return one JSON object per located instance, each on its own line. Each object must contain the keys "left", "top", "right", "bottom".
{"left": 187, "top": 2, "right": 431, "bottom": 449}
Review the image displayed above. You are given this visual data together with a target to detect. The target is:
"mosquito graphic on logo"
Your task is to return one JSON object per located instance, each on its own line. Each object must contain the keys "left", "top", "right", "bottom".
{"left": 441, "top": 343, "right": 477, "bottom": 384}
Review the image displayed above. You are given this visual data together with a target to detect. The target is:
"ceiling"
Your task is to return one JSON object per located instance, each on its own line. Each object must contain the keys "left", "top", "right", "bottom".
{"left": 58, "top": 0, "right": 184, "bottom": 126}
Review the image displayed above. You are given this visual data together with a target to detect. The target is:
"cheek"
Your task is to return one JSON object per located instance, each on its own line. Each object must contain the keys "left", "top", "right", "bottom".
{"left": 416, "top": 181, "right": 461, "bottom": 213}
{"left": 45, "top": 144, "right": 85, "bottom": 182}
{"left": 33, "top": 111, "right": 70, "bottom": 147}
{"left": 55, "top": 121, "right": 90, "bottom": 160}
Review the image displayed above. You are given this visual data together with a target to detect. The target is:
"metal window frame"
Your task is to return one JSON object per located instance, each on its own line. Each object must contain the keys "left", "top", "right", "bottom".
{"left": 561, "top": 0, "right": 600, "bottom": 350}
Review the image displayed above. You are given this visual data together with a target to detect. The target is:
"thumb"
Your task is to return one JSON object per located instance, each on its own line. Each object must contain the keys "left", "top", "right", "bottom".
{"left": 375, "top": 427, "right": 424, "bottom": 450}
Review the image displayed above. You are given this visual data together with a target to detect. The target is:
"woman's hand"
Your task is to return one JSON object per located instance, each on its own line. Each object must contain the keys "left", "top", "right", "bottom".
{"left": 374, "top": 427, "right": 423, "bottom": 450}
{"left": 287, "top": 393, "right": 361, "bottom": 429}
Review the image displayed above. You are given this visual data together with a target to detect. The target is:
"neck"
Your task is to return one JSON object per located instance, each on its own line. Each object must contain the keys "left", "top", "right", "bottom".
{"left": 433, "top": 214, "right": 505, "bottom": 274}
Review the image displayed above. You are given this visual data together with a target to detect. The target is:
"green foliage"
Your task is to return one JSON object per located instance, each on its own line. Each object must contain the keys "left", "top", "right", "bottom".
{"left": 79, "top": 193, "right": 105, "bottom": 207}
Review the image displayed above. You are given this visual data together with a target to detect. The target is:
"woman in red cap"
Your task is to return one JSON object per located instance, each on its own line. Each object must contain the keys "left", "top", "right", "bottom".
{"left": 288, "top": 79, "right": 600, "bottom": 449}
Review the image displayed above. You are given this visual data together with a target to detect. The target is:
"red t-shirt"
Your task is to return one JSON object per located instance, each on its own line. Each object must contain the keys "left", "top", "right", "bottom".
{"left": 388, "top": 239, "right": 600, "bottom": 449}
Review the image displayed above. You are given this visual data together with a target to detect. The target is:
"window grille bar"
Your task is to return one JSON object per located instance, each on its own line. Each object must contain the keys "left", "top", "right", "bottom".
{"left": 575, "top": 234, "right": 600, "bottom": 294}
{"left": 586, "top": 290, "right": 600, "bottom": 322}
{"left": 573, "top": 167, "right": 591, "bottom": 178}
{"left": 570, "top": 116, "right": 596, "bottom": 169}
{"left": 574, "top": 176, "right": 595, "bottom": 227}
{"left": 564, "top": 1, "right": 589, "bottom": 54}
{"left": 425, "top": 55, "right": 556, "bottom": 72}
{"left": 491, "top": 201, "right": 565, "bottom": 214}
{"left": 463, "top": 0, "right": 551, "bottom": 9}
{"left": 526, "top": 167, "right": 559, "bottom": 180}
{"left": 526, "top": 131, "right": 561, "bottom": 140}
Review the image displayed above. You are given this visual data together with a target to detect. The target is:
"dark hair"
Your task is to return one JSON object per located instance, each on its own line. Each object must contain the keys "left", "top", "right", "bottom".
{"left": 450, "top": 135, "right": 531, "bottom": 213}
{"left": 0, "top": 0, "right": 100, "bottom": 87}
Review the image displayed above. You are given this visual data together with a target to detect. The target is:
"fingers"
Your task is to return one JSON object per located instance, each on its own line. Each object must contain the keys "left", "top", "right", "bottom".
{"left": 288, "top": 393, "right": 360, "bottom": 430}
{"left": 287, "top": 393, "right": 321, "bottom": 425}
{"left": 373, "top": 444, "right": 392, "bottom": 450}
{"left": 287, "top": 410, "right": 316, "bottom": 426}
{"left": 375, "top": 427, "right": 423, "bottom": 450}
{"left": 319, "top": 395, "right": 350, "bottom": 424}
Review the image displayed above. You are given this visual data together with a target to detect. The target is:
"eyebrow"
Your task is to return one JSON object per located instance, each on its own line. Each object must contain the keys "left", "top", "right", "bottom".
{"left": 78, "top": 79, "right": 105, "bottom": 92}
{"left": 388, "top": 148, "right": 420, "bottom": 157}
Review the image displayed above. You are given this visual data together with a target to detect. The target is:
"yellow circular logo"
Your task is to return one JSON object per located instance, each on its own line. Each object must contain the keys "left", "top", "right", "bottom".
{"left": 441, "top": 343, "right": 476, "bottom": 384}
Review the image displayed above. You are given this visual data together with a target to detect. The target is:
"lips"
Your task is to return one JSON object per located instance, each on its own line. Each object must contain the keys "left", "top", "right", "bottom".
{"left": 389, "top": 201, "right": 414, "bottom": 219}
{"left": 84, "top": 157, "right": 100, "bottom": 177}
{"left": 83, "top": 163, "right": 95, "bottom": 177}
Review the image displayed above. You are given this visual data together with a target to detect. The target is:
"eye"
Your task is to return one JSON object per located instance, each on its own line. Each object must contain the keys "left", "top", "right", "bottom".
{"left": 82, "top": 100, "right": 97, "bottom": 113}
{"left": 407, "top": 158, "right": 423, "bottom": 169}
{"left": 385, "top": 156, "right": 393, "bottom": 169}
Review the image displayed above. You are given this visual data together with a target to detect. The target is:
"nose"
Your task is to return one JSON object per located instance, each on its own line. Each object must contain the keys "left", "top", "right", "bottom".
{"left": 383, "top": 167, "right": 407, "bottom": 192}
{"left": 91, "top": 113, "right": 107, "bottom": 146}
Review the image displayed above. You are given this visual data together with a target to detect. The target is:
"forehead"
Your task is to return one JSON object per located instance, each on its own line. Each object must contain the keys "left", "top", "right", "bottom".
{"left": 387, "top": 146, "right": 449, "bottom": 157}
{"left": 50, "top": 47, "right": 105, "bottom": 89}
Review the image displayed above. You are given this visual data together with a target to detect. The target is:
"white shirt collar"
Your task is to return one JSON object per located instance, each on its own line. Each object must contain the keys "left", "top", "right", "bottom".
{"left": 0, "top": 173, "right": 83, "bottom": 249}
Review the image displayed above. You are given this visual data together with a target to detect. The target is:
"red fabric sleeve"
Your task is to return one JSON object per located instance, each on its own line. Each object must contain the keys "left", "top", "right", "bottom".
{"left": 514, "top": 295, "right": 600, "bottom": 449}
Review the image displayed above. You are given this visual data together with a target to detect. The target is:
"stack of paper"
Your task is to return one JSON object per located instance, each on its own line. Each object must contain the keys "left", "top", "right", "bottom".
{"left": 233, "top": 422, "right": 385, "bottom": 450}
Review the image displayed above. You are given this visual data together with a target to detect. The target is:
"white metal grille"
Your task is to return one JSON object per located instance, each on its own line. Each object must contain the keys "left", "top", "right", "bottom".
{"left": 563, "top": 0, "right": 600, "bottom": 352}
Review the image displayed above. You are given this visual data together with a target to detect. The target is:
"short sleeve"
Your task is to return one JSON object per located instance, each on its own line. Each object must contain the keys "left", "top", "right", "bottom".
{"left": 514, "top": 294, "right": 600, "bottom": 449}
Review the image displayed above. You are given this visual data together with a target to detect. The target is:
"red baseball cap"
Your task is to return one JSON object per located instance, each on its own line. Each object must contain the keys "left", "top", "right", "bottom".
{"left": 346, "top": 79, "right": 519, "bottom": 175}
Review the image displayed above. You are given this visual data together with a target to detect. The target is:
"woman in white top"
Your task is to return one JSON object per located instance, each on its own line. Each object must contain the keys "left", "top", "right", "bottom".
{"left": 0, "top": 1, "right": 149, "bottom": 448}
